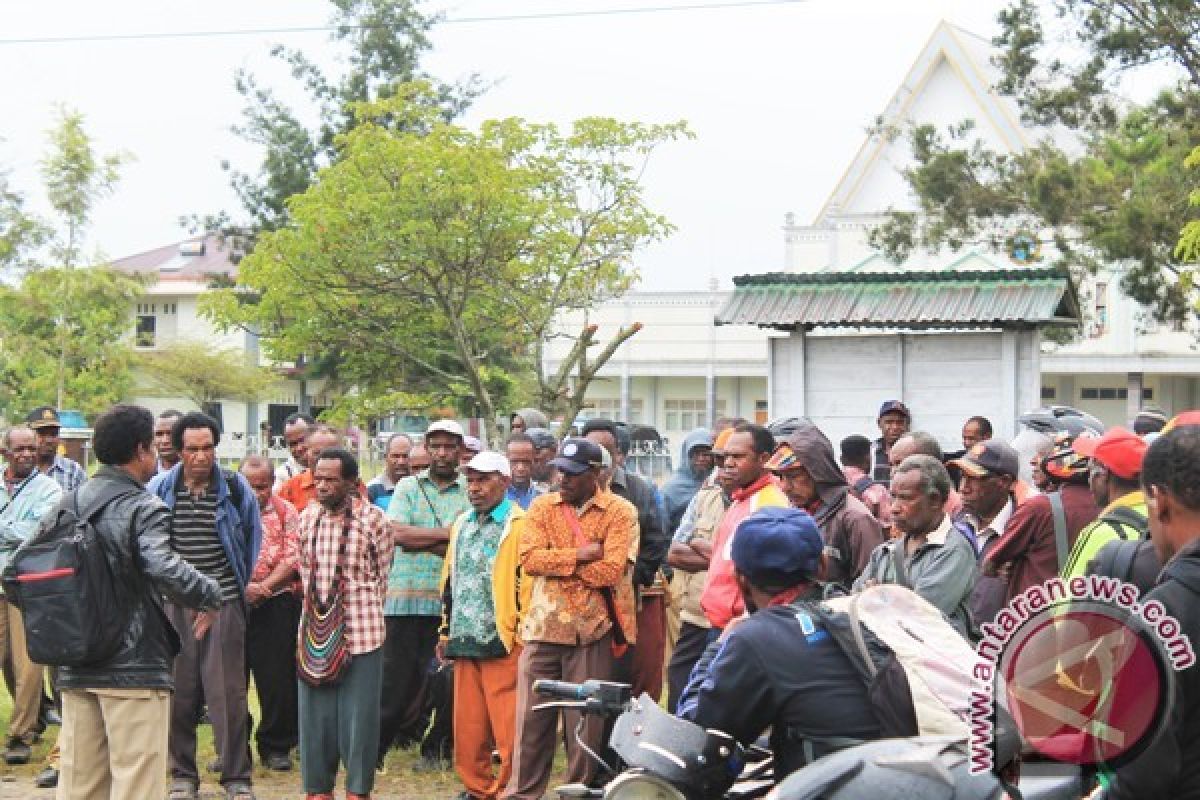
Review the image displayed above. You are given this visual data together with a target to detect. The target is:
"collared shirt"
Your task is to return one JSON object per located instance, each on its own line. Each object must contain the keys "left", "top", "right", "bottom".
{"left": 700, "top": 474, "right": 789, "bottom": 629}
{"left": 385, "top": 471, "right": 470, "bottom": 617}
{"left": 871, "top": 438, "right": 892, "bottom": 486}
{"left": 251, "top": 495, "right": 302, "bottom": 595}
{"left": 273, "top": 456, "right": 304, "bottom": 491}
{"left": 445, "top": 498, "right": 513, "bottom": 658}
{"left": 519, "top": 489, "right": 639, "bottom": 646}
{"left": 855, "top": 513, "right": 978, "bottom": 638}
{"left": 506, "top": 481, "right": 544, "bottom": 511}
{"left": 0, "top": 468, "right": 63, "bottom": 576}
{"left": 297, "top": 496, "right": 395, "bottom": 654}
{"left": 964, "top": 496, "right": 1016, "bottom": 558}
{"left": 43, "top": 455, "right": 87, "bottom": 492}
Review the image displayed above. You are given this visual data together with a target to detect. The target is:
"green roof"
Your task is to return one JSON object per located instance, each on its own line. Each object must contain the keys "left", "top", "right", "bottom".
{"left": 717, "top": 268, "right": 1080, "bottom": 330}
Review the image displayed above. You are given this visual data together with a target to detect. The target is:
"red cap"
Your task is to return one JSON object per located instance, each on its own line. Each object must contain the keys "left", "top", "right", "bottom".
{"left": 1165, "top": 411, "right": 1200, "bottom": 432}
{"left": 1072, "top": 427, "right": 1147, "bottom": 481}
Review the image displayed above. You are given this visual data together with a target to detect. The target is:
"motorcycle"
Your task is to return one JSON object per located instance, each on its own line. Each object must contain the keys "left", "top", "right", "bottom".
{"left": 532, "top": 678, "right": 774, "bottom": 800}
{"left": 532, "top": 680, "right": 1084, "bottom": 800}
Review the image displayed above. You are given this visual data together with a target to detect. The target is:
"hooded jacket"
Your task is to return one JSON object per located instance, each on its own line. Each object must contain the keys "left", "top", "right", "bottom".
{"left": 781, "top": 426, "right": 885, "bottom": 587}
{"left": 511, "top": 408, "right": 549, "bottom": 431}
{"left": 661, "top": 428, "right": 714, "bottom": 534}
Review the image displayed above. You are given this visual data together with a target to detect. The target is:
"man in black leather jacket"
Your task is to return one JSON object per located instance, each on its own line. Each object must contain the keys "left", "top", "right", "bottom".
{"left": 1095, "top": 424, "right": 1200, "bottom": 800}
{"left": 56, "top": 404, "right": 222, "bottom": 800}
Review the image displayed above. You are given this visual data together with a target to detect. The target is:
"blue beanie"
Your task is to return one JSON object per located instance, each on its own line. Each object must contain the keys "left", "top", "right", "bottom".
{"left": 731, "top": 506, "right": 823, "bottom": 585}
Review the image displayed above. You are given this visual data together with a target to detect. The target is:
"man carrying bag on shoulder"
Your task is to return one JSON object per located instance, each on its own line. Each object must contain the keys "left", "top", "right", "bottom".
{"left": 23, "top": 405, "right": 222, "bottom": 800}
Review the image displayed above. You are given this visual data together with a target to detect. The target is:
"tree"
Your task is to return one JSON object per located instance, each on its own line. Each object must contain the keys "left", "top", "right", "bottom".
{"left": 136, "top": 340, "right": 275, "bottom": 411}
{"left": 203, "top": 87, "right": 689, "bottom": 440}
{"left": 0, "top": 266, "right": 143, "bottom": 420}
{"left": 0, "top": 109, "right": 139, "bottom": 420}
{"left": 869, "top": 0, "right": 1200, "bottom": 326}
{"left": 192, "top": 0, "right": 475, "bottom": 249}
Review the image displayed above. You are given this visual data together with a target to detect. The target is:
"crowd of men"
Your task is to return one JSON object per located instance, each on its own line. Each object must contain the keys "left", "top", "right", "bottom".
{"left": 0, "top": 398, "right": 1198, "bottom": 799}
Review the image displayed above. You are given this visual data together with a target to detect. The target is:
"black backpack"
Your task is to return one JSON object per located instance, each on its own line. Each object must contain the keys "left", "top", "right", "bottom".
{"left": 1086, "top": 506, "right": 1159, "bottom": 595}
{"left": 2, "top": 485, "right": 135, "bottom": 667}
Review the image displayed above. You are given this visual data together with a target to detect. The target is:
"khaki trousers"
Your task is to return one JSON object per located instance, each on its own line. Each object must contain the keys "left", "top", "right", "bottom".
{"left": 0, "top": 595, "right": 44, "bottom": 741}
{"left": 57, "top": 687, "right": 170, "bottom": 800}
{"left": 453, "top": 647, "right": 521, "bottom": 800}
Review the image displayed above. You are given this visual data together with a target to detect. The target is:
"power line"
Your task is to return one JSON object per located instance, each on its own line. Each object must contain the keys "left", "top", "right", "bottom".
{"left": 0, "top": 0, "right": 813, "bottom": 46}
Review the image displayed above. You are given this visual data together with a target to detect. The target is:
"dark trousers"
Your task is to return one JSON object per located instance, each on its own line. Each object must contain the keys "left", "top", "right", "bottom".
{"left": 505, "top": 634, "right": 613, "bottom": 800}
{"left": 614, "top": 595, "right": 666, "bottom": 701}
{"left": 420, "top": 660, "right": 454, "bottom": 761}
{"left": 666, "top": 621, "right": 712, "bottom": 712}
{"left": 167, "top": 600, "right": 252, "bottom": 787}
{"left": 378, "top": 615, "right": 439, "bottom": 759}
{"left": 247, "top": 592, "right": 300, "bottom": 759}
{"left": 298, "top": 646, "right": 383, "bottom": 796}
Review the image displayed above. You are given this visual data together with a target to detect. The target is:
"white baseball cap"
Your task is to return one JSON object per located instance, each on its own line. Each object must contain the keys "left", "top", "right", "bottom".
{"left": 464, "top": 451, "right": 510, "bottom": 477}
{"left": 426, "top": 419, "right": 464, "bottom": 439}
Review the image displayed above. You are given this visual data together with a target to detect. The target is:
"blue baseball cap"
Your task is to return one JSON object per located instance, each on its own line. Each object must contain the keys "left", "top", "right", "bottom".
{"left": 549, "top": 438, "right": 605, "bottom": 476}
{"left": 878, "top": 400, "right": 911, "bottom": 420}
{"left": 731, "top": 507, "right": 824, "bottom": 585}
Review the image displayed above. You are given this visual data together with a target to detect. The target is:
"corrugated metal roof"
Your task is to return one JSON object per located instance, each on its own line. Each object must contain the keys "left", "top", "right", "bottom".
{"left": 716, "top": 268, "right": 1079, "bottom": 330}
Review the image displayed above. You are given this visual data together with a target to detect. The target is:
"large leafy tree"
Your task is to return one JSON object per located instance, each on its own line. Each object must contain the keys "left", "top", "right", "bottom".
{"left": 203, "top": 88, "right": 688, "bottom": 439}
{"left": 869, "top": 0, "right": 1200, "bottom": 326}
{"left": 135, "top": 340, "right": 276, "bottom": 411}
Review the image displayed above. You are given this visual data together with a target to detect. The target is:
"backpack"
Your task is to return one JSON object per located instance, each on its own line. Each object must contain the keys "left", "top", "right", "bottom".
{"left": 1, "top": 484, "right": 135, "bottom": 667}
{"left": 1086, "top": 506, "right": 1158, "bottom": 595}
{"left": 801, "top": 585, "right": 977, "bottom": 743}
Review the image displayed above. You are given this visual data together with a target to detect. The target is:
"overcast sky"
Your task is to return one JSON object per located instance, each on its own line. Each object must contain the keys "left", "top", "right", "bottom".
{"left": 1, "top": 0, "right": 1009, "bottom": 290}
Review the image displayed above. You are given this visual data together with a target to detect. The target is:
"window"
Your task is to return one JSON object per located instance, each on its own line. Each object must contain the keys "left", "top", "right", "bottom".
{"left": 135, "top": 315, "right": 156, "bottom": 348}
{"left": 1144, "top": 388, "right": 1154, "bottom": 400}
{"left": 755, "top": 400, "right": 769, "bottom": 425}
{"left": 664, "top": 398, "right": 726, "bottom": 431}
{"left": 579, "top": 397, "right": 644, "bottom": 424}
{"left": 1093, "top": 282, "right": 1108, "bottom": 336}
{"left": 1041, "top": 386, "right": 1057, "bottom": 400}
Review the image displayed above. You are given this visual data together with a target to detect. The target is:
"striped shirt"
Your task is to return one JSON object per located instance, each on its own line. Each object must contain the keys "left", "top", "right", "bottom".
{"left": 44, "top": 455, "right": 87, "bottom": 492}
{"left": 171, "top": 484, "right": 240, "bottom": 601}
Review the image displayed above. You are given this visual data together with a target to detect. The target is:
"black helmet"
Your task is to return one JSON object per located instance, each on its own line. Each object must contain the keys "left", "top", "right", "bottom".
{"left": 767, "top": 416, "right": 815, "bottom": 439}
{"left": 1018, "top": 405, "right": 1104, "bottom": 438}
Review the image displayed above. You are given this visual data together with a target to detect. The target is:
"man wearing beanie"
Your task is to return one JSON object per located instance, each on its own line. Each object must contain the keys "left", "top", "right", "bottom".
{"left": 676, "top": 507, "right": 880, "bottom": 780}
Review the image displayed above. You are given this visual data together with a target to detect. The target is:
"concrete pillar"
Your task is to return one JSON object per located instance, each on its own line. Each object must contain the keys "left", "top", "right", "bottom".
{"left": 1000, "top": 331, "right": 1018, "bottom": 440}
{"left": 769, "top": 331, "right": 807, "bottom": 418}
{"left": 706, "top": 369, "right": 717, "bottom": 429}
{"left": 619, "top": 364, "right": 631, "bottom": 423}
{"left": 1127, "top": 372, "right": 1144, "bottom": 424}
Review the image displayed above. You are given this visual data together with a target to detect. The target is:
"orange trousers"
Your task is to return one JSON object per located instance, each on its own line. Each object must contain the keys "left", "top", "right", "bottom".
{"left": 453, "top": 647, "right": 521, "bottom": 800}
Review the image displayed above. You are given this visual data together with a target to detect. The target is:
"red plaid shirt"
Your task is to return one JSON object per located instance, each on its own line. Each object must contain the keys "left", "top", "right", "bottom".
{"left": 297, "top": 495, "right": 395, "bottom": 655}
{"left": 251, "top": 496, "right": 302, "bottom": 596}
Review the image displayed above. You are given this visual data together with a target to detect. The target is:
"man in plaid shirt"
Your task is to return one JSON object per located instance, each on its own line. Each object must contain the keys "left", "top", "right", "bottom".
{"left": 296, "top": 448, "right": 395, "bottom": 800}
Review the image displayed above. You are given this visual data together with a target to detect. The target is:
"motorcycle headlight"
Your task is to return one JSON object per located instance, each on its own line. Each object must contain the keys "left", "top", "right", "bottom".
{"left": 604, "top": 771, "right": 688, "bottom": 800}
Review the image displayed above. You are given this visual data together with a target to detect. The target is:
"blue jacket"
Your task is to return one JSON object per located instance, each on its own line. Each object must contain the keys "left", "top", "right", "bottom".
{"left": 148, "top": 464, "right": 261, "bottom": 592}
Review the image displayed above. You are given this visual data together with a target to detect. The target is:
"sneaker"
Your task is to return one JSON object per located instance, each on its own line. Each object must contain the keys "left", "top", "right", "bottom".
{"left": 224, "top": 782, "right": 256, "bottom": 800}
{"left": 34, "top": 765, "right": 58, "bottom": 788}
{"left": 4, "top": 737, "right": 31, "bottom": 765}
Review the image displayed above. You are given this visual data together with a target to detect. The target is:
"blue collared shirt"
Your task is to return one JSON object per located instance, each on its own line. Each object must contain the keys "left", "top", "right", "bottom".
{"left": 505, "top": 482, "right": 544, "bottom": 511}
{"left": 44, "top": 455, "right": 87, "bottom": 492}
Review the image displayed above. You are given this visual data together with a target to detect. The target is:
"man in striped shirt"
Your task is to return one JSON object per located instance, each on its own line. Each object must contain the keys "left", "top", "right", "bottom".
{"left": 149, "top": 412, "right": 261, "bottom": 800}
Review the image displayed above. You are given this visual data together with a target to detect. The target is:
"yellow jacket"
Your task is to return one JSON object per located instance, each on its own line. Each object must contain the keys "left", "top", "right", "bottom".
{"left": 439, "top": 500, "right": 531, "bottom": 653}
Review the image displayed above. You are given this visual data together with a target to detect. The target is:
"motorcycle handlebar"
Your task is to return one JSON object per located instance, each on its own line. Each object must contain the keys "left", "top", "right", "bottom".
{"left": 533, "top": 680, "right": 588, "bottom": 702}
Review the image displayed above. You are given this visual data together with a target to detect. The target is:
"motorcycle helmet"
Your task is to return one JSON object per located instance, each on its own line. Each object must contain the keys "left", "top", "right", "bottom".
{"left": 1040, "top": 430, "right": 1093, "bottom": 483}
{"left": 1018, "top": 405, "right": 1104, "bottom": 438}
{"left": 767, "top": 417, "right": 815, "bottom": 440}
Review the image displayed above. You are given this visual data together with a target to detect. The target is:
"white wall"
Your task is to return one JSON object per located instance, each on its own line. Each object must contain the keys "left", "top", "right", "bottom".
{"left": 770, "top": 329, "right": 1039, "bottom": 452}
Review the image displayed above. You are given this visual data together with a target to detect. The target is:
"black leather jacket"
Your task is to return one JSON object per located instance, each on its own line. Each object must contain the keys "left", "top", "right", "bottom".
{"left": 57, "top": 466, "right": 222, "bottom": 691}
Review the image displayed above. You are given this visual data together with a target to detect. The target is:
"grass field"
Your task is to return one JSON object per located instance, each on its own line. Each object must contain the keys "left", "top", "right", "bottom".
{"left": 0, "top": 684, "right": 519, "bottom": 799}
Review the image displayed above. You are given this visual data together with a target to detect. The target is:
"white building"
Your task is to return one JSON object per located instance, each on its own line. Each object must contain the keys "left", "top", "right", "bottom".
{"left": 111, "top": 236, "right": 334, "bottom": 451}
